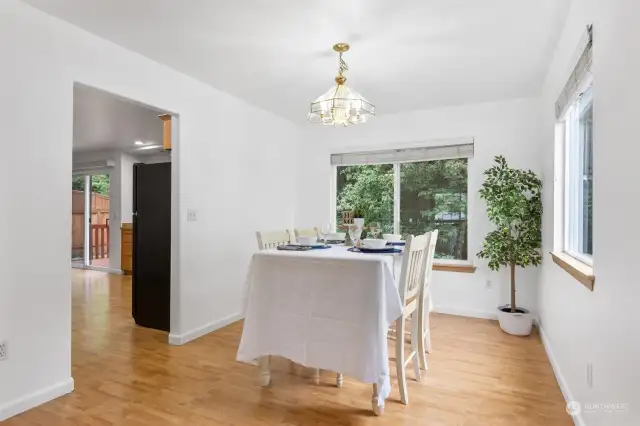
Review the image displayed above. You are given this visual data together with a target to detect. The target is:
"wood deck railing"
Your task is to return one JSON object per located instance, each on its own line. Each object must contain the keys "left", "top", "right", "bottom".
{"left": 92, "top": 224, "right": 109, "bottom": 259}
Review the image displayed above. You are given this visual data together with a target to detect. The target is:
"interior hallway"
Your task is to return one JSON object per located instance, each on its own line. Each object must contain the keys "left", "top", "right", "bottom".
{"left": 6, "top": 269, "right": 571, "bottom": 425}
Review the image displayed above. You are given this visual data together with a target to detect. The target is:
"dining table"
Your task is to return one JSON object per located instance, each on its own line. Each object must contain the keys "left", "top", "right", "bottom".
{"left": 236, "top": 243, "right": 405, "bottom": 414}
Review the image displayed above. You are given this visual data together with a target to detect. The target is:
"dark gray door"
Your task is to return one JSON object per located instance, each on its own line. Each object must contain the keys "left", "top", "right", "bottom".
{"left": 132, "top": 162, "right": 171, "bottom": 332}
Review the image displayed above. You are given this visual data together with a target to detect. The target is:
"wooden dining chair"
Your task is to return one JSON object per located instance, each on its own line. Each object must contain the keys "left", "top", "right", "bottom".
{"left": 255, "top": 230, "right": 293, "bottom": 250}
{"left": 394, "top": 233, "right": 429, "bottom": 406}
{"left": 417, "top": 229, "right": 438, "bottom": 371}
{"left": 294, "top": 227, "right": 318, "bottom": 239}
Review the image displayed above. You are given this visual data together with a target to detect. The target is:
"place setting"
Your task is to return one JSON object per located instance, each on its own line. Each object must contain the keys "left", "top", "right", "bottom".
{"left": 277, "top": 235, "right": 331, "bottom": 251}
{"left": 346, "top": 222, "right": 404, "bottom": 254}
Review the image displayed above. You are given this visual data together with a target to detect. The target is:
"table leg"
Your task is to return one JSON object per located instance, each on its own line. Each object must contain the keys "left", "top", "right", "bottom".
{"left": 336, "top": 373, "right": 343, "bottom": 388}
{"left": 372, "top": 383, "right": 384, "bottom": 416}
{"left": 259, "top": 356, "right": 271, "bottom": 387}
{"left": 313, "top": 368, "right": 320, "bottom": 385}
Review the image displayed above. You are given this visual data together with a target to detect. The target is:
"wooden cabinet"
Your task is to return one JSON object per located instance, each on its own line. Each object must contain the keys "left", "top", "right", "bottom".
{"left": 121, "top": 223, "right": 133, "bottom": 275}
{"left": 158, "top": 114, "right": 172, "bottom": 151}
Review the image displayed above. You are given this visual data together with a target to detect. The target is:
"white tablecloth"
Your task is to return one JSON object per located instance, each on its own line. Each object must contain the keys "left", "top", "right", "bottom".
{"left": 237, "top": 246, "right": 403, "bottom": 404}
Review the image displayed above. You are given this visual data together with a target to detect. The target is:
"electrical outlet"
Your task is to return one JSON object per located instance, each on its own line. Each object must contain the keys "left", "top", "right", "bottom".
{"left": 0, "top": 341, "right": 7, "bottom": 361}
{"left": 187, "top": 209, "right": 197, "bottom": 222}
{"left": 587, "top": 363, "right": 593, "bottom": 389}
{"left": 485, "top": 280, "right": 492, "bottom": 289}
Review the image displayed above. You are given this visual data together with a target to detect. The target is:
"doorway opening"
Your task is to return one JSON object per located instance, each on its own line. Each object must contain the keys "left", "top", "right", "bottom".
{"left": 71, "top": 173, "right": 111, "bottom": 269}
{"left": 71, "top": 82, "right": 178, "bottom": 346}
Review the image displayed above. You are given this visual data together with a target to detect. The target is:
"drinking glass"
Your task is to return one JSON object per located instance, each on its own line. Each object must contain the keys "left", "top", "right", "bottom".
{"left": 369, "top": 222, "right": 381, "bottom": 238}
{"left": 347, "top": 224, "right": 361, "bottom": 246}
{"left": 320, "top": 222, "right": 332, "bottom": 242}
{"left": 353, "top": 226, "right": 362, "bottom": 245}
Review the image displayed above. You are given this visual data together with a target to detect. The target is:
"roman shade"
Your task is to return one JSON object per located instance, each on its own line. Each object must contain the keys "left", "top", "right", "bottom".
{"left": 556, "top": 25, "right": 593, "bottom": 119}
{"left": 330, "top": 139, "right": 474, "bottom": 166}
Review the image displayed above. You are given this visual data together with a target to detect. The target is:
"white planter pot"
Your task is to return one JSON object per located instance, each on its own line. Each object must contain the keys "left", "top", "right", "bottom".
{"left": 353, "top": 218, "right": 365, "bottom": 228}
{"left": 497, "top": 305, "right": 533, "bottom": 336}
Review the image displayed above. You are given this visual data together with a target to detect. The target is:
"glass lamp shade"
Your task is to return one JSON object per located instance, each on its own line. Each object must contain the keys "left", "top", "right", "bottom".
{"left": 309, "top": 84, "right": 375, "bottom": 126}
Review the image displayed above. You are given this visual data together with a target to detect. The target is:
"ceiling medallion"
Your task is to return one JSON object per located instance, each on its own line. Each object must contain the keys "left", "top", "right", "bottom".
{"left": 308, "top": 43, "right": 375, "bottom": 126}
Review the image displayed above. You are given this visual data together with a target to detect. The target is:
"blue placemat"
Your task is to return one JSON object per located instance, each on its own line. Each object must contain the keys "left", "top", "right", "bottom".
{"left": 277, "top": 244, "right": 331, "bottom": 251}
{"left": 348, "top": 247, "right": 402, "bottom": 254}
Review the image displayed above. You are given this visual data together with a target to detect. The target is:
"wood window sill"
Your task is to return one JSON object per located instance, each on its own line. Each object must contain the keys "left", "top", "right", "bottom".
{"left": 550, "top": 252, "right": 595, "bottom": 291}
{"left": 433, "top": 264, "right": 476, "bottom": 273}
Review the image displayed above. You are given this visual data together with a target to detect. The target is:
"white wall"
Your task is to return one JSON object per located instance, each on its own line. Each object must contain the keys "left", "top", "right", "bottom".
{"left": 0, "top": 1, "right": 298, "bottom": 420}
{"left": 538, "top": 0, "right": 640, "bottom": 425}
{"left": 297, "top": 97, "right": 542, "bottom": 319}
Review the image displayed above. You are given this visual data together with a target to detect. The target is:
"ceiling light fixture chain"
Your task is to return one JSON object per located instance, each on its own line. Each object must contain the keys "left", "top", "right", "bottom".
{"left": 338, "top": 51, "right": 348, "bottom": 78}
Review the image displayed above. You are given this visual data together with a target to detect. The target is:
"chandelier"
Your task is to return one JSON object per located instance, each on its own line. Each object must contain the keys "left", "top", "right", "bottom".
{"left": 308, "top": 43, "right": 375, "bottom": 126}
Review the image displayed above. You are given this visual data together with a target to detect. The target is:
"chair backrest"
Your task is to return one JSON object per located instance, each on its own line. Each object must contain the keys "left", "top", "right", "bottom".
{"left": 422, "top": 230, "right": 439, "bottom": 294}
{"left": 294, "top": 227, "right": 318, "bottom": 238}
{"left": 397, "top": 234, "right": 429, "bottom": 305}
{"left": 256, "top": 230, "right": 292, "bottom": 250}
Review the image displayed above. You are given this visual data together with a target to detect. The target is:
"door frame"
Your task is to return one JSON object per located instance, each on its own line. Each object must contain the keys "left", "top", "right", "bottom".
{"left": 72, "top": 81, "right": 181, "bottom": 340}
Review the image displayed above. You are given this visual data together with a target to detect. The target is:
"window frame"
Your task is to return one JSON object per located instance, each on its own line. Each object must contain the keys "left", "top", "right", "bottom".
{"left": 332, "top": 156, "right": 471, "bottom": 266}
{"left": 562, "top": 84, "right": 593, "bottom": 267}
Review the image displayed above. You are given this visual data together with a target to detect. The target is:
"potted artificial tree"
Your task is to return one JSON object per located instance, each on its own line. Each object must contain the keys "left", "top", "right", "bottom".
{"left": 477, "top": 156, "right": 542, "bottom": 336}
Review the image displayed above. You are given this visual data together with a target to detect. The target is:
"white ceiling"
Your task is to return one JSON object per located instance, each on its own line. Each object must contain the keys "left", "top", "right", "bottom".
{"left": 73, "top": 84, "right": 168, "bottom": 158}
{"left": 27, "top": 0, "right": 570, "bottom": 122}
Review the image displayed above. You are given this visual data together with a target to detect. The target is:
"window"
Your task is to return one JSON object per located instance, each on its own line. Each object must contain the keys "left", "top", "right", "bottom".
{"left": 400, "top": 159, "right": 468, "bottom": 260}
{"left": 334, "top": 148, "right": 470, "bottom": 261}
{"left": 564, "top": 86, "right": 593, "bottom": 263}
{"left": 551, "top": 24, "right": 594, "bottom": 288}
{"left": 335, "top": 164, "right": 394, "bottom": 233}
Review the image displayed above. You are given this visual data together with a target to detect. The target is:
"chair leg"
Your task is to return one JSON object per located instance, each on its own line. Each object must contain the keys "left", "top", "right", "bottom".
{"left": 336, "top": 373, "right": 343, "bottom": 388}
{"left": 395, "top": 318, "right": 409, "bottom": 405}
{"left": 424, "top": 311, "right": 433, "bottom": 354}
{"left": 372, "top": 383, "right": 384, "bottom": 416}
{"left": 313, "top": 368, "right": 320, "bottom": 385}
{"left": 411, "top": 313, "right": 421, "bottom": 382}
{"left": 417, "top": 298, "right": 428, "bottom": 371}
{"left": 259, "top": 356, "right": 271, "bottom": 387}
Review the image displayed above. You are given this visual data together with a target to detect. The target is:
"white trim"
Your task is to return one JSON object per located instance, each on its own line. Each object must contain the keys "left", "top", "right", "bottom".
{"left": 0, "top": 378, "right": 74, "bottom": 421}
{"left": 433, "top": 305, "right": 498, "bottom": 320}
{"left": 565, "top": 250, "right": 593, "bottom": 267}
{"left": 393, "top": 163, "right": 400, "bottom": 233}
{"left": 168, "top": 312, "right": 243, "bottom": 345}
{"left": 83, "top": 176, "right": 92, "bottom": 264}
{"left": 330, "top": 165, "right": 338, "bottom": 230}
{"left": 538, "top": 325, "right": 585, "bottom": 426}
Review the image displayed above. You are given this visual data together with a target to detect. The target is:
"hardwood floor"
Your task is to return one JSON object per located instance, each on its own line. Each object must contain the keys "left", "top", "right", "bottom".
{"left": 7, "top": 269, "right": 572, "bottom": 425}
